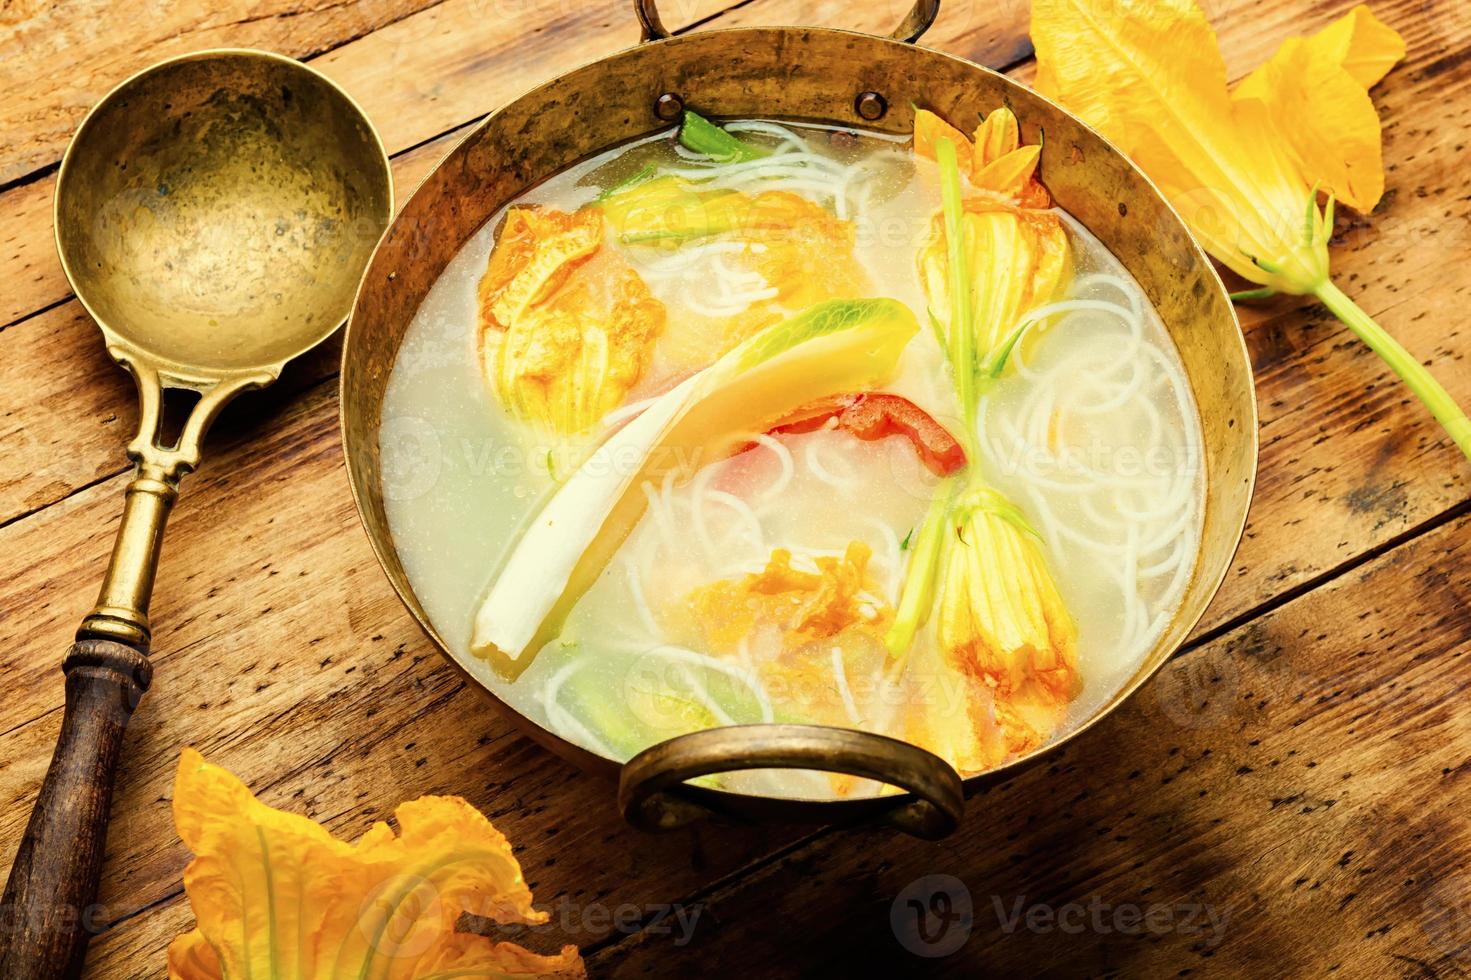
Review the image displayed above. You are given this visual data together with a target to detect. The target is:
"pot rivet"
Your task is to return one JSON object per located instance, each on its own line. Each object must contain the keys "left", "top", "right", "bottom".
{"left": 654, "top": 93, "right": 684, "bottom": 122}
{"left": 855, "top": 91, "right": 887, "bottom": 121}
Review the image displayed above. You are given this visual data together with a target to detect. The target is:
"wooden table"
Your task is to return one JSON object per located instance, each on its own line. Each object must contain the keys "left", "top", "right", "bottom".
{"left": 1, "top": 1, "right": 1467, "bottom": 975}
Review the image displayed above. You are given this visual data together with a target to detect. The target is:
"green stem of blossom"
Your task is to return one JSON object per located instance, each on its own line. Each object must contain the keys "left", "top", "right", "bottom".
{"left": 1230, "top": 286, "right": 1277, "bottom": 302}
{"left": 885, "top": 137, "right": 978, "bottom": 659}
{"left": 1313, "top": 279, "right": 1471, "bottom": 462}
{"left": 883, "top": 482, "right": 956, "bottom": 659}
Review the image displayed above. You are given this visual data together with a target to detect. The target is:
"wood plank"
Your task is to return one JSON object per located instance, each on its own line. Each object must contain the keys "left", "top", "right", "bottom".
{"left": 588, "top": 510, "right": 1471, "bottom": 977}
{"left": 0, "top": 0, "right": 445, "bottom": 186}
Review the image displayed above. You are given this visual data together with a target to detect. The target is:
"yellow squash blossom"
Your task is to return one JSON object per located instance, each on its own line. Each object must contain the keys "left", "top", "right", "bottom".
{"left": 680, "top": 541, "right": 895, "bottom": 796}
{"left": 934, "top": 487, "right": 1079, "bottom": 706}
{"left": 1031, "top": 0, "right": 1471, "bottom": 462}
{"left": 478, "top": 206, "right": 665, "bottom": 435}
{"left": 913, "top": 106, "right": 1051, "bottom": 208}
{"left": 683, "top": 541, "right": 887, "bottom": 653}
{"left": 167, "top": 749, "right": 583, "bottom": 980}
{"left": 917, "top": 199, "right": 1071, "bottom": 373}
{"left": 901, "top": 654, "right": 1007, "bottom": 775}
{"left": 597, "top": 176, "right": 871, "bottom": 368}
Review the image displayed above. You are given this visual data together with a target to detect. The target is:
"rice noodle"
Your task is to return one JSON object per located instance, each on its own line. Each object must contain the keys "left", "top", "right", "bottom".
{"left": 623, "top": 554, "right": 662, "bottom": 638}
{"left": 831, "top": 646, "right": 863, "bottom": 726}
{"left": 632, "top": 644, "right": 777, "bottom": 723}
{"left": 740, "top": 432, "right": 796, "bottom": 501}
{"left": 865, "top": 517, "right": 903, "bottom": 602}
{"left": 804, "top": 439, "right": 857, "bottom": 493}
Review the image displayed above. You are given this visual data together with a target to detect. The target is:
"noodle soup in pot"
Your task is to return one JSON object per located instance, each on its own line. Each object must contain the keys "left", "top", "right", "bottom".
{"left": 379, "top": 112, "right": 1204, "bottom": 801}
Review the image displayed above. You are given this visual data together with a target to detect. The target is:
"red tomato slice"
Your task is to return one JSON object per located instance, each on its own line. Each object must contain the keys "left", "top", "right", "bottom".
{"left": 764, "top": 392, "right": 967, "bottom": 476}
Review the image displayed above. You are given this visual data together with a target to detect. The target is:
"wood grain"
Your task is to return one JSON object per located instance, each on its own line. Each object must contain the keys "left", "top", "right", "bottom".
{"left": 0, "top": 639, "right": 151, "bottom": 980}
{"left": 0, "top": 0, "right": 444, "bottom": 186}
{"left": 0, "top": 0, "right": 1466, "bottom": 977}
{"left": 589, "top": 511, "right": 1471, "bottom": 977}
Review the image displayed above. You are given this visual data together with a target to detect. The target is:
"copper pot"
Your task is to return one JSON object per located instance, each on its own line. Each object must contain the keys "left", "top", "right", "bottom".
{"left": 340, "top": 0, "right": 1257, "bottom": 840}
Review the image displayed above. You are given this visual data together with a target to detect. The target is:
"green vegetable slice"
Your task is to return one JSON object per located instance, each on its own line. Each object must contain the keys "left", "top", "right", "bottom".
{"left": 678, "top": 109, "right": 769, "bottom": 162}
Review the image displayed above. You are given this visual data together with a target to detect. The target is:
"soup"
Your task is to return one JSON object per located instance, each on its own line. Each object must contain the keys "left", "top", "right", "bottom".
{"left": 380, "top": 109, "right": 1204, "bottom": 799}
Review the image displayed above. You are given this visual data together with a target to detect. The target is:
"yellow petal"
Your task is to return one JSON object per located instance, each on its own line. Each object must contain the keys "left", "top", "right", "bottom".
{"left": 934, "top": 491, "right": 1080, "bottom": 702}
{"left": 1031, "top": 0, "right": 1233, "bottom": 160}
{"left": 168, "top": 749, "right": 584, "bottom": 980}
{"left": 972, "top": 107, "right": 1020, "bottom": 168}
{"left": 1031, "top": 0, "right": 1332, "bottom": 292}
{"left": 686, "top": 541, "right": 886, "bottom": 652}
{"left": 1231, "top": 6, "right": 1404, "bottom": 211}
{"left": 925, "top": 486, "right": 1080, "bottom": 771}
{"left": 478, "top": 206, "right": 665, "bottom": 434}
{"left": 1306, "top": 4, "right": 1407, "bottom": 88}
{"left": 479, "top": 207, "right": 601, "bottom": 334}
{"left": 903, "top": 646, "right": 1008, "bottom": 775}
{"left": 918, "top": 203, "right": 1071, "bottom": 356}
{"left": 166, "top": 930, "right": 222, "bottom": 980}
{"left": 971, "top": 145, "right": 1043, "bottom": 208}
{"left": 913, "top": 108, "right": 975, "bottom": 174}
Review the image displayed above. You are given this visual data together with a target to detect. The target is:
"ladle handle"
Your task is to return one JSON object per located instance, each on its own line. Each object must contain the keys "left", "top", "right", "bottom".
{"left": 0, "top": 639, "right": 151, "bottom": 979}
{"left": 2, "top": 460, "right": 174, "bottom": 976}
{"left": 635, "top": 0, "right": 940, "bottom": 43}
{"left": 618, "top": 724, "right": 964, "bottom": 840}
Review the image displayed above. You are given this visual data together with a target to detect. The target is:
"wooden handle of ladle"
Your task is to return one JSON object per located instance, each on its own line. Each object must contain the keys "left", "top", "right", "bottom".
{"left": 0, "top": 639, "right": 151, "bottom": 979}
{"left": 0, "top": 465, "right": 170, "bottom": 977}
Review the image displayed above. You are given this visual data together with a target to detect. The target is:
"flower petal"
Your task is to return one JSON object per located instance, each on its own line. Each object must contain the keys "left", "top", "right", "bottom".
{"left": 1231, "top": 7, "right": 1404, "bottom": 211}
{"left": 913, "top": 107, "right": 974, "bottom": 174}
{"left": 1307, "top": 4, "right": 1407, "bottom": 88}
{"left": 1031, "top": 0, "right": 1333, "bottom": 292}
{"left": 1028, "top": 0, "right": 1274, "bottom": 239}
{"left": 1030, "top": 0, "right": 1233, "bottom": 160}
{"left": 972, "top": 107, "right": 1021, "bottom": 169}
{"left": 479, "top": 206, "right": 665, "bottom": 434}
{"left": 165, "top": 929, "right": 222, "bottom": 980}
{"left": 972, "top": 145, "right": 1043, "bottom": 205}
{"left": 169, "top": 749, "right": 584, "bottom": 980}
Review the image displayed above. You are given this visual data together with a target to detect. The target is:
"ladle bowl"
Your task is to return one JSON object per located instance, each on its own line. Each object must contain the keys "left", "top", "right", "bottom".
{"left": 56, "top": 50, "right": 391, "bottom": 379}
{"left": 0, "top": 49, "right": 391, "bottom": 978}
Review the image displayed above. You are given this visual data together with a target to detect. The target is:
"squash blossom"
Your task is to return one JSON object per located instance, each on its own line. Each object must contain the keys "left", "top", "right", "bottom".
{"left": 935, "top": 486, "right": 1080, "bottom": 703}
{"left": 477, "top": 206, "right": 665, "bottom": 435}
{"left": 888, "top": 118, "right": 1082, "bottom": 755}
{"left": 166, "top": 749, "right": 584, "bottom": 979}
{"left": 1031, "top": 0, "right": 1471, "bottom": 462}
{"left": 597, "top": 174, "right": 870, "bottom": 367}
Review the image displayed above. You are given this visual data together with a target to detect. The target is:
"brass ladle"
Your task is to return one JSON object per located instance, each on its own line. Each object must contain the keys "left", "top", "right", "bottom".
{"left": 0, "top": 50, "right": 391, "bottom": 977}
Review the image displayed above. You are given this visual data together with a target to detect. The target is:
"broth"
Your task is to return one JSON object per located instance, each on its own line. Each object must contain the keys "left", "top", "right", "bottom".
{"left": 381, "top": 118, "right": 1204, "bottom": 798}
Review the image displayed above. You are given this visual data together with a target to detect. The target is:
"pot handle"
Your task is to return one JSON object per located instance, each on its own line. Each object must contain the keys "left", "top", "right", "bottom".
{"left": 618, "top": 723, "right": 964, "bottom": 840}
{"left": 635, "top": 0, "right": 940, "bottom": 44}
